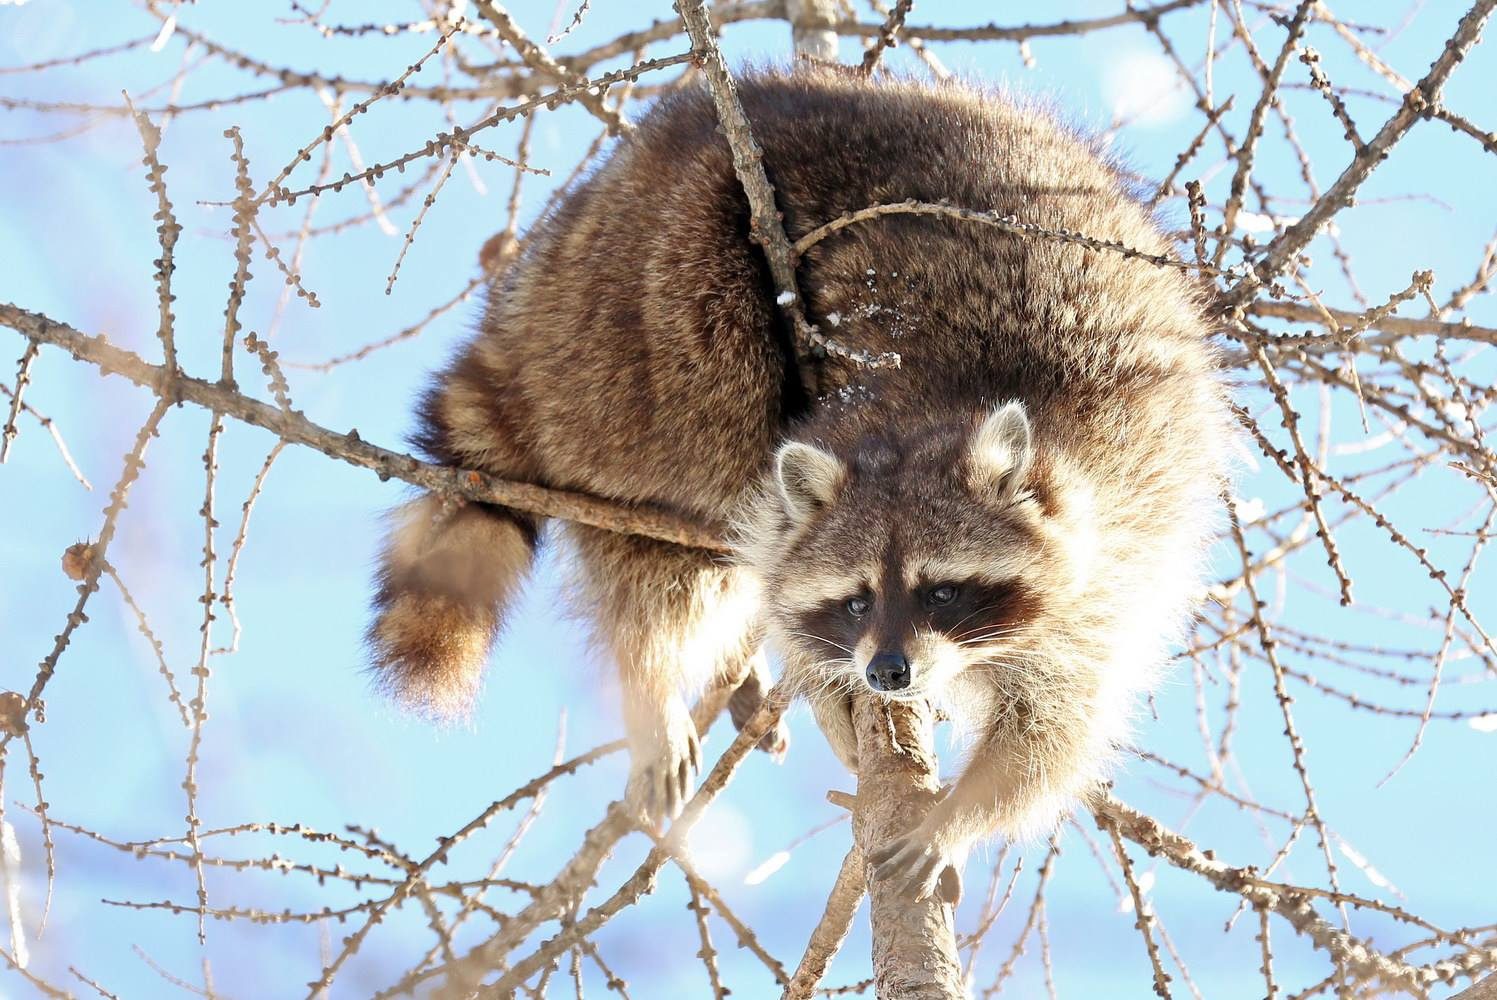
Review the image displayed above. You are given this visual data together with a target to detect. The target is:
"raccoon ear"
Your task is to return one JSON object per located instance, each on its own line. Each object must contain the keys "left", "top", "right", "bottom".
{"left": 774, "top": 442, "right": 845, "bottom": 524}
{"left": 969, "top": 401, "right": 1033, "bottom": 504}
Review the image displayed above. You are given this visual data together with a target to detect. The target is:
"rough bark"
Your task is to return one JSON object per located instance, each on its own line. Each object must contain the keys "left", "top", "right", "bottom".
{"left": 850, "top": 697, "right": 964, "bottom": 999}
{"left": 1454, "top": 974, "right": 1497, "bottom": 1000}
{"left": 776, "top": 16, "right": 959, "bottom": 996}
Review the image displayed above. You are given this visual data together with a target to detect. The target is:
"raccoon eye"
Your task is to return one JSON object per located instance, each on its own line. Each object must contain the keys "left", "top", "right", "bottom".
{"left": 845, "top": 596, "right": 871, "bottom": 618}
{"left": 927, "top": 584, "right": 959, "bottom": 607}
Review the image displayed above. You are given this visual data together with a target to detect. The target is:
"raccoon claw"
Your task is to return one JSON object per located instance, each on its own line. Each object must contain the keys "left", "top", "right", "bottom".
{"left": 626, "top": 717, "right": 702, "bottom": 829}
{"left": 869, "top": 835, "right": 964, "bottom": 905}
{"left": 756, "top": 720, "right": 791, "bottom": 762}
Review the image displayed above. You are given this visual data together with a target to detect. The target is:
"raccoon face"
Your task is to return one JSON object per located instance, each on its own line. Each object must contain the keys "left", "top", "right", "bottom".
{"left": 767, "top": 402, "right": 1054, "bottom": 703}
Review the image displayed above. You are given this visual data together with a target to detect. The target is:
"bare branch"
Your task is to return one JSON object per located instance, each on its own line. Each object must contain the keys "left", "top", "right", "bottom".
{"left": 851, "top": 697, "right": 963, "bottom": 999}
{"left": 782, "top": 847, "right": 866, "bottom": 999}
{"left": 0, "top": 304, "right": 727, "bottom": 551}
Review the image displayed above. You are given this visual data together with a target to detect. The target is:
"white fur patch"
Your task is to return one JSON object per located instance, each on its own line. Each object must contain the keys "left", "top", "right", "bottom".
{"left": 775, "top": 555, "right": 883, "bottom": 614}
{"left": 903, "top": 552, "right": 1030, "bottom": 589}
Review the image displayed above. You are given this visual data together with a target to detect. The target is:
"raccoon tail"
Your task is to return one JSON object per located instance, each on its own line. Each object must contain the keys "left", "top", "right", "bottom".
{"left": 367, "top": 494, "right": 541, "bottom": 719}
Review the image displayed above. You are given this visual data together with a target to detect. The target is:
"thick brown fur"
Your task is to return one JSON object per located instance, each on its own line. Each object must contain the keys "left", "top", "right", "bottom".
{"left": 367, "top": 69, "right": 1232, "bottom": 855}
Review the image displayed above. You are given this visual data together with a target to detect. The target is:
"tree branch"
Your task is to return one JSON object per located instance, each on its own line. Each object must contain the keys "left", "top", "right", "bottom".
{"left": 851, "top": 697, "right": 963, "bottom": 999}
{"left": 785, "top": 0, "right": 840, "bottom": 63}
{"left": 1245, "top": 297, "right": 1497, "bottom": 346}
{"left": 1240, "top": 0, "right": 1497, "bottom": 295}
{"left": 781, "top": 846, "right": 866, "bottom": 999}
{"left": 1092, "top": 794, "right": 1496, "bottom": 995}
{"left": 0, "top": 303, "right": 726, "bottom": 551}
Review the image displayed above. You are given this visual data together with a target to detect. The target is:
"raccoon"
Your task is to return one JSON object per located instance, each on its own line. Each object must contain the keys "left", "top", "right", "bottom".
{"left": 368, "top": 69, "right": 1231, "bottom": 896}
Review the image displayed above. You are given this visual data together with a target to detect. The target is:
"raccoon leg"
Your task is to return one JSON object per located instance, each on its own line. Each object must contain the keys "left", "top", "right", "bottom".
{"left": 568, "top": 525, "right": 761, "bottom": 826}
{"left": 368, "top": 496, "right": 540, "bottom": 718}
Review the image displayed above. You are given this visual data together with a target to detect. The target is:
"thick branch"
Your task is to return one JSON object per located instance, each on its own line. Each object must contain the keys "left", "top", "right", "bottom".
{"left": 785, "top": 0, "right": 840, "bottom": 62}
{"left": 1455, "top": 973, "right": 1497, "bottom": 1000}
{"left": 851, "top": 697, "right": 963, "bottom": 999}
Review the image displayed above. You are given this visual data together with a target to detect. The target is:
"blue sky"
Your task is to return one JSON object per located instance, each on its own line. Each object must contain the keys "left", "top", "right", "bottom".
{"left": 1, "top": 1, "right": 1495, "bottom": 997}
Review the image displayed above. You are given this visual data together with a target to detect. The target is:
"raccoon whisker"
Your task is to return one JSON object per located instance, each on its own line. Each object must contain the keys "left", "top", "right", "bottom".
{"left": 949, "top": 621, "right": 1034, "bottom": 645}
{"left": 958, "top": 639, "right": 1031, "bottom": 653}
{"left": 955, "top": 626, "right": 1035, "bottom": 647}
{"left": 976, "top": 657, "right": 1071, "bottom": 685}
{"left": 975, "top": 621, "right": 1037, "bottom": 638}
{"left": 972, "top": 658, "right": 1030, "bottom": 674}
{"left": 826, "top": 673, "right": 865, "bottom": 700}
{"left": 807, "top": 658, "right": 857, "bottom": 680}
{"left": 782, "top": 631, "right": 855, "bottom": 654}
{"left": 945, "top": 604, "right": 1008, "bottom": 638}
{"left": 944, "top": 608, "right": 990, "bottom": 637}
{"left": 955, "top": 630, "right": 1020, "bottom": 646}
{"left": 971, "top": 646, "right": 1041, "bottom": 667}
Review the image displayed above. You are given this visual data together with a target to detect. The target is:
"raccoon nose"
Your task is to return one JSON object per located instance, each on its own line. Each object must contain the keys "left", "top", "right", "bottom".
{"left": 866, "top": 652, "right": 911, "bottom": 692}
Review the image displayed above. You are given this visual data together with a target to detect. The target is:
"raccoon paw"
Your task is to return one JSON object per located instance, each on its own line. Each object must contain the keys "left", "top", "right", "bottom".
{"left": 756, "top": 718, "right": 791, "bottom": 761}
{"left": 625, "top": 704, "right": 703, "bottom": 829}
{"left": 868, "top": 832, "right": 965, "bottom": 906}
{"left": 728, "top": 668, "right": 791, "bottom": 761}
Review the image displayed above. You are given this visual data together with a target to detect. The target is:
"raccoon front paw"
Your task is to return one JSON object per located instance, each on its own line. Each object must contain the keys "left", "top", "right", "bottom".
{"left": 727, "top": 670, "right": 791, "bottom": 761}
{"left": 868, "top": 828, "right": 966, "bottom": 905}
{"left": 756, "top": 718, "right": 792, "bottom": 761}
{"left": 625, "top": 704, "right": 703, "bottom": 829}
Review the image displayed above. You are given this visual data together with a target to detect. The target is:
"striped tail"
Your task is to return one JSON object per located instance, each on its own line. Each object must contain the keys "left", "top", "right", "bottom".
{"left": 367, "top": 495, "right": 540, "bottom": 719}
